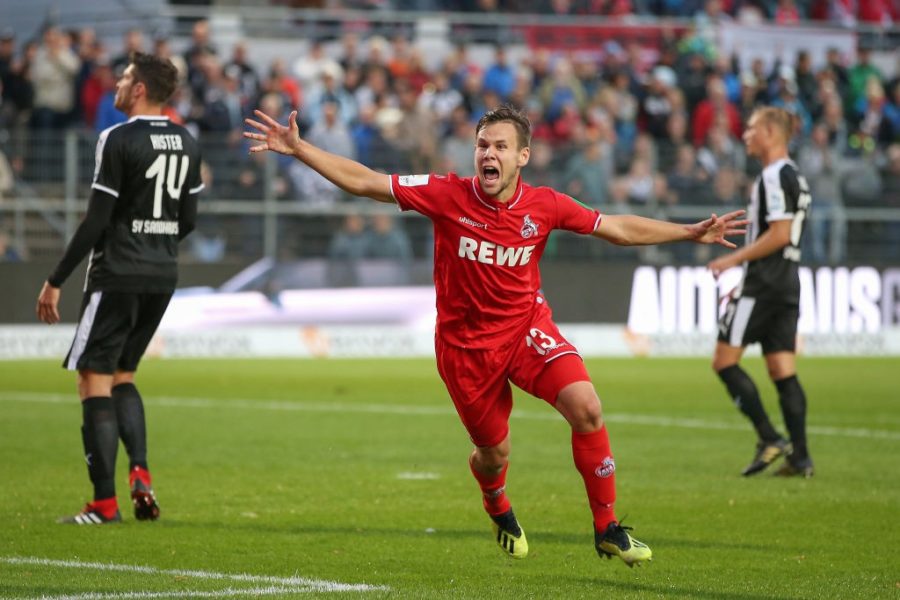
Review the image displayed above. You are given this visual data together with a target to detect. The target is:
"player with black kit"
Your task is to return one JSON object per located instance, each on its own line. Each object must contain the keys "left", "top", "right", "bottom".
{"left": 709, "top": 106, "right": 814, "bottom": 478}
{"left": 36, "top": 52, "right": 203, "bottom": 523}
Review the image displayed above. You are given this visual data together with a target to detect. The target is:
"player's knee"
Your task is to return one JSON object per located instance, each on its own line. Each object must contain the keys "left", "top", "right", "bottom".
{"left": 473, "top": 445, "right": 509, "bottom": 472}
{"left": 565, "top": 395, "right": 604, "bottom": 433}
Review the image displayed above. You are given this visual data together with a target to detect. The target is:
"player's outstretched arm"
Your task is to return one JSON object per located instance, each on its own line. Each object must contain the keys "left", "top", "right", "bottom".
{"left": 707, "top": 219, "right": 790, "bottom": 278}
{"left": 593, "top": 210, "right": 747, "bottom": 247}
{"left": 244, "top": 110, "right": 394, "bottom": 204}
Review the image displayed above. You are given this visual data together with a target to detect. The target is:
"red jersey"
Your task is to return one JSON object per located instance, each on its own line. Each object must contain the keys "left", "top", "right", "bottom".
{"left": 390, "top": 173, "right": 601, "bottom": 349}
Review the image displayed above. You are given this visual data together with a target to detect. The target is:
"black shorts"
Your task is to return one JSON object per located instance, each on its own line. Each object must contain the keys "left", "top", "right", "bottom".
{"left": 63, "top": 290, "right": 173, "bottom": 373}
{"left": 717, "top": 295, "right": 799, "bottom": 354}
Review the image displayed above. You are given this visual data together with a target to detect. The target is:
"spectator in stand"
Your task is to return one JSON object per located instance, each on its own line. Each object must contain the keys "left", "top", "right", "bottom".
{"left": 264, "top": 58, "right": 302, "bottom": 111}
{"left": 657, "top": 110, "right": 691, "bottom": 172}
{"left": 328, "top": 213, "right": 368, "bottom": 262}
{"left": 641, "top": 65, "right": 678, "bottom": 140}
{"left": 560, "top": 134, "right": 614, "bottom": 207}
{"left": 394, "top": 80, "right": 438, "bottom": 174}
{"left": 305, "top": 65, "right": 357, "bottom": 127}
{"left": 666, "top": 143, "right": 711, "bottom": 205}
{"left": 294, "top": 40, "right": 341, "bottom": 94}
{"left": 482, "top": 45, "right": 516, "bottom": 102}
{"left": 539, "top": 58, "right": 587, "bottom": 124}
{"left": 31, "top": 26, "right": 81, "bottom": 130}
{"left": 853, "top": 76, "right": 887, "bottom": 144}
{"left": 881, "top": 144, "right": 900, "bottom": 222}
{"left": 200, "top": 63, "right": 245, "bottom": 136}
{"left": 611, "top": 155, "right": 667, "bottom": 210}
{"left": 606, "top": 69, "right": 639, "bottom": 152}
{"left": 81, "top": 57, "right": 124, "bottom": 130}
{"left": 678, "top": 51, "right": 711, "bottom": 116}
{"left": 72, "top": 28, "right": 101, "bottom": 124}
{"left": 352, "top": 103, "right": 397, "bottom": 172}
{"left": 848, "top": 47, "right": 883, "bottom": 109}
{"left": 460, "top": 68, "right": 487, "bottom": 120}
{"left": 360, "top": 36, "right": 389, "bottom": 81}
{"left": 364, "top": 213, "right": 413, "bottom": 267}
{"left": 354, "top": 65, "right": 391, "bottom": 113}
{"left": 798, "top": 121, "right": 848, "bottom": 263}
{"left": 419, "top": 71, "right": 463, "bottom": 126}
{"left": 405, "top": 48, "right": 432, "bottom": 94}
{"left": 711, "top": 53, "right": 741, "bottom": 104}
{"left": 440, "top": 106, "right": 477, "bottom": 177}
{"left": 0, "top": 225, "right": 23, "bottom": 262}
{"left": 820, "top": 95, "right": 849, "bottom": 152}
{"left": 225, "top": 42, "right": 260, "bottom": 113}
{"left": 772, "top": 78, "right": 812, "bottom": 137}
{"left": 289, "top": 99, "right": 354, "bottom": 206}
{"left": 692, "top": 76, "right": 742, "bottom": 147}
{"left": 153, "top": 37, "right": 187, "bottom": 84}
{"left": 794, "top": 51, "right": 819, "bottom": 116}
{"left": 337, "top": 32, "right": 363, "bottom": 73}
{"left": 774, "top": 0, "right": 802, "bottom": 24}
{"left": 882, "top": 80, "right": 900, "bottom": 143}
{"left": 183, "top": 20, "right": 217, "bottom": 103}
{"left": 698, "top": 120, "right": 746, "bottom": 175}
{"left": 112, "top": 29, "right": 145, "bottom": 74}
{"left": 387, "top": 35, "right": 413, "bottom": 83}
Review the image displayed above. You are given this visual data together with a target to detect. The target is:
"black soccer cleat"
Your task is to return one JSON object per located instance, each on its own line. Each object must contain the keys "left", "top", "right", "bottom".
{"left": 58, "top": 503, "right": 122, "bottom": 525}
{"left": 774, "top": 454, "right": 814, "bottom": 478}
{"left": 742, "top": 438, "right": 790, "bottom": 476}
{"left": 130, "top": 466, "right": 161, "bottom": 521}
{"left": 594, "top": 521, "right": 652, "bottom": 567}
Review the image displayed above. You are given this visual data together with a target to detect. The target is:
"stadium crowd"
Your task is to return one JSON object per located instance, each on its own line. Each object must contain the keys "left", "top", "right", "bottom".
{"left": 0, "top": 0, "right": 898, "bottom": 263}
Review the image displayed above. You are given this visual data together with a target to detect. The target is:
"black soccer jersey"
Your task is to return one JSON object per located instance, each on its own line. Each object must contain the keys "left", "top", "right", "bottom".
{"left": 87, "top": 116, "right": 203, "bottom": 293}
{"left": 738, "top": 158, "right": 811, "bottom": 304}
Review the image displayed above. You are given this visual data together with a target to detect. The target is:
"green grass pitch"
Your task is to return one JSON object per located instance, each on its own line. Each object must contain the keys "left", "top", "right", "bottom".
{"left": 1, "top": 357, "right": 898, "bottom": 599}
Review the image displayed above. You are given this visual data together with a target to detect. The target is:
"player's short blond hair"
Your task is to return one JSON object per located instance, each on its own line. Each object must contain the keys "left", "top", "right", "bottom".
{"left": 752, "top": 106, "right": 797, "bottom": 142}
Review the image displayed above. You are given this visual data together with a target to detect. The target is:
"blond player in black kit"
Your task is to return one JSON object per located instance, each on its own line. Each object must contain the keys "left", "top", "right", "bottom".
{"left": 709, "top": 107, "right": 814, "bottom": 478}
{"left": 37, "top": 53, "right": 203, "bottom": 524}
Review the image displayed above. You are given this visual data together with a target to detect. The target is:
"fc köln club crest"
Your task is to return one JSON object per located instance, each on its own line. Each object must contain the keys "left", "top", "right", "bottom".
{"left": 521, "top": 214, "right": 538, "bottom": 238}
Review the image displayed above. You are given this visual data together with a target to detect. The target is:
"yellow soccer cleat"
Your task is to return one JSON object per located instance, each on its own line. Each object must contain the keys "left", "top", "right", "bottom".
{"left": 742, "top": 438, "right": 790, "bottom": 476}
{"left": 595, "top": 521, "right": 652, "bottom": 568}
{"left": 490, "top": 509, "right": 528, "bottom": 559}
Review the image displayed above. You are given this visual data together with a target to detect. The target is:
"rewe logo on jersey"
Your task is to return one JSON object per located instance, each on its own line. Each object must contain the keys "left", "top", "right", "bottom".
{"left": 521, "top": 214, "right": 538, "bottom": 238}
{"left": 458, "top": 236, "right": 535, "bottom": 267}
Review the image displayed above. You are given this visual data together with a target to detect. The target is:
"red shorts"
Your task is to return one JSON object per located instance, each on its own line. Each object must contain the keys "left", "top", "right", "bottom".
{"left": 435, "top": 304, "right": 591, "bottom": 448}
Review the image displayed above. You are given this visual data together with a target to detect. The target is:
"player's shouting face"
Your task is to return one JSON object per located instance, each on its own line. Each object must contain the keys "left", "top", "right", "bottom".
{"left": 474, "top": 121, "right": 530, "bottom": 202}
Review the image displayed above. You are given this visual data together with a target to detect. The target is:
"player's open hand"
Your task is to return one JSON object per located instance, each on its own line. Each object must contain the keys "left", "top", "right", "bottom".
{"left": 244, "top": 110, "right": 302, "bottom": 157}
{"left": 689, "top": 210, "right": 748, "bottom": 248}
{"left": 36, "top": 281, "right": 61, "bottom": 325}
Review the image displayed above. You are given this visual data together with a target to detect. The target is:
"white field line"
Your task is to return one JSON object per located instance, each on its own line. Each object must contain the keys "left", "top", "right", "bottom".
{"left": 1, "top": 390, "right": 898, "bottom": 441}
{"left": 0, "top": 556, "right": 388, "bottom": 597}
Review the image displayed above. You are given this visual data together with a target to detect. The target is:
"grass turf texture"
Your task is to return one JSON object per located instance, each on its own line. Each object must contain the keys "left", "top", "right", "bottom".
{"left": 0, "top": 357, "right": 897, "bottom": 599}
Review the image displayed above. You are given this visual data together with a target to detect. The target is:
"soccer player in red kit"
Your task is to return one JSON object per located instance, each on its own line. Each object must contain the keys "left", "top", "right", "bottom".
{"left": 245, "top": 104, "right": 745, "bottom": 567}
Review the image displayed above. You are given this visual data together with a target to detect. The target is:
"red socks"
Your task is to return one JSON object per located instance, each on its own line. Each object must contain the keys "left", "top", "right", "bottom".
{"left": 572, "top": 426, "right": 617, "bottom": 530}
{"left": 90, "top": 496, "right": 119, "bottom": 519}
{"left": 469, "top": 458, "right": 511, "bottom": 516}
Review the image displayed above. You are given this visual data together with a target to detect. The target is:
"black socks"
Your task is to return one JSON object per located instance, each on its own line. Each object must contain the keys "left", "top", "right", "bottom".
{"left": 81, "top": 396, "right": 119, "bottom": 500}
{"left": 716, "top": 365, "right": 781, "bottom": 442}
{"left": 112, "top": 382, "right": 148, "bottom": 471}
{"left": 775, "top": 375, "right": 809, "bottom": 460}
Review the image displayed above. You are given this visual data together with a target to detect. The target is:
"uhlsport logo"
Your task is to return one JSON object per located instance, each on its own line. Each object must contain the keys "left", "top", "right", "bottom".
{"left": 595, "top": 457, "right": 616, "bottom": 478}
{"left": 521, "top": 214, "right": 538, "bottom": 238}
